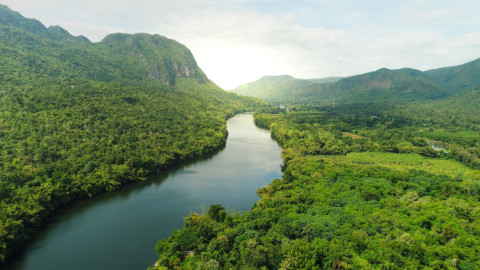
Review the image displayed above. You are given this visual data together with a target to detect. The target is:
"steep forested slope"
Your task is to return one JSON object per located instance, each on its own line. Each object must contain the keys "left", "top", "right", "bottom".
{"left": 425, "top": 58, "right": 480, "bottom": 94}
{"left": 316, "top": 68, "right": 448, "bottom": 104}
{"left": 0, "top": 4, "right": 264, "bottom": 263}
{"left": 0, "top": 4, "right": 207, "bottom": 85}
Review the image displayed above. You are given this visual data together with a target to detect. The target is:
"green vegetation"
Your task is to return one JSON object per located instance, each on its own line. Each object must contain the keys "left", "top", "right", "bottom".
{"left": 232, "top": 75, "right": 342, "bottom": 104}
{"left": 232, "top": 75, "right": 318, "bottom": 103}
{"left": 153, "top": 103, "right": 480, "bottom": 269}
{"left": 232, "top": 59, "right": 480, "bottom": 106}
{"left": 0, "top": 4, "right": 265, "bottom": 263}
{"left": 2, "top": 3, "right": 480, "bottom": 268}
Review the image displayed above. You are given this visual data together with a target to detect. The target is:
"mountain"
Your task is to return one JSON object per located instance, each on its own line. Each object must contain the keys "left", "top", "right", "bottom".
{"left": 0, "top": 4, "right": 208, "bottom": 85}
{"left": 0, "top": 4, "right": 264, "bottom": 263}
{"left": 99, "top": 33, "right": 208, "bottom": 84}
{"left": 232, "top": 75, "right": 342, "bottom": 103}
{"left": 425, "top": 57, "right": 480, "bottom": 94}
{"left": 405, "top": 84, "right": 480, "bottom": 130}
{"left": 233, "top": 59, "right": 480, "bottom": 106}
{"left": 308, "top": 67, "right": 448, "bottom": 105}
{"left": 0, "top": 4, "right": 49, "bottom": 36}
{"left": 232, "top": 75, "right": 315, "bottom": 103}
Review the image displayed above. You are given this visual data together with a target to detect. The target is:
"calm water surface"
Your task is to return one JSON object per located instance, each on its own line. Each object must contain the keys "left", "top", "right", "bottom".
{"left": 5, "top": 113, "right": 283, "bottom": 270}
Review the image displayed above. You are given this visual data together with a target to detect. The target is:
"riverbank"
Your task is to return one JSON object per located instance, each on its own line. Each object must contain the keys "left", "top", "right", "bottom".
{"left": 4, "top": 113, "right": 283, "bottom": 270}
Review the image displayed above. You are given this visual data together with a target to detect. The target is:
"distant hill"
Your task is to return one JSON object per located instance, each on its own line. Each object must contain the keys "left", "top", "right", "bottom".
{"left": 232, "top": 75, "right": 341, "bottom": 103}
{"left": 232, "top": 59, "right": 480, "bottom": 105}
{"left": 307, "top": 67, "right": 448, "bottom": 105}
{"left": 425, "top": 58, "right": 480, "bottom": 94}
{"left": 406, "top": 84, "right": 480, "bottom": 129}
{"left": 232, "top": 75, "right": 314, "bottom": 103}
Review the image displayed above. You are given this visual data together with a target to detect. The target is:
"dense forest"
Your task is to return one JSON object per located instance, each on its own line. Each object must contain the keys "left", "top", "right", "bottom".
{"left": 2, "top": 3, "right": 480, "bottom": 269}
{"left": 0, "top": 4, "right": 265, "bottom": 263}
{"left": 153, "top": 101, "right": 480, "bottom": 269}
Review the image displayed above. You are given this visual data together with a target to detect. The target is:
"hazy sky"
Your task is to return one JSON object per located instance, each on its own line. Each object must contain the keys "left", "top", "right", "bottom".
{"left": 2, "top": 0, "right": 480, "bottom": 89}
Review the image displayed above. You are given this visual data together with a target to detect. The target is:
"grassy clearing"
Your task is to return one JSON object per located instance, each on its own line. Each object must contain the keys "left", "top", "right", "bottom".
{"left": 323, "top": 152, "right": 480, "bottom": 179}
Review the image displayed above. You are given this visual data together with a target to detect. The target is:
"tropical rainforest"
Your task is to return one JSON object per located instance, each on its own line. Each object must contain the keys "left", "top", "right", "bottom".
{"left": 153, "top": 57, "right": 480, "bottom": 268}
{"left": 1, "top": 3, "right": 480, "bottom": 270}
{"left": 0, "top": 4, "right": 264, "bottom": 263}
{"left": 153, "top": 99, "right": 480, "bottom": 269}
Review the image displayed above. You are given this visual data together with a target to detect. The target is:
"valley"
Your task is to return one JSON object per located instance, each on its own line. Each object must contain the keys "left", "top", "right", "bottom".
{"left": 0, "top": 4, "right": 264, "bottom": 264}
{"left": 153, "top": 103, "right": 480, "bottom": 269}
{"left": 1, "top": 3, "right": 480, "bottom": 270}
{"left": 4, "top": 113, "right": 282, "bottom": 270}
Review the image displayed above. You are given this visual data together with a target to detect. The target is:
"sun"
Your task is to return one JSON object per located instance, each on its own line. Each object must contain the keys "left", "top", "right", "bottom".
{"left": 189, "top": 41, "right": 278, "bottom": 90}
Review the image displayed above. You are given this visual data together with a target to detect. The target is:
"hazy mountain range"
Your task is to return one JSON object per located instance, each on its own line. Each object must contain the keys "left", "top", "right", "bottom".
{"left": 232, "top": 58, "right": 480, "bottom": 105}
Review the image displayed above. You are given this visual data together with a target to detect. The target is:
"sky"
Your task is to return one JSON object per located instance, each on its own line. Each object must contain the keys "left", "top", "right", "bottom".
{"left": 2, "top": 0, "right": 480, "bottom": 89}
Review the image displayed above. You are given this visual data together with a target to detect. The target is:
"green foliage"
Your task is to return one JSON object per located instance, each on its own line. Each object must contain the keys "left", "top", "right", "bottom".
{"left": 425, "top": 57, "right": 480, "bottom": 94}
{"left": 232, "top": 75, "right": 318, "bottom": 104}
{"left": 0, "top": 4, "right": 266, "bottom": 263}
{"left": 232, "top": 59, "right": 480, "bottom": 106}
{"left": 154, "top": 105, "right": 480, "bottom": 269}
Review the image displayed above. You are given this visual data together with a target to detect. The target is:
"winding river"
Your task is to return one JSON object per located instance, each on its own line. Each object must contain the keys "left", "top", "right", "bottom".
{"left": 5, "top": 113, "right": 283, "bottom": 270}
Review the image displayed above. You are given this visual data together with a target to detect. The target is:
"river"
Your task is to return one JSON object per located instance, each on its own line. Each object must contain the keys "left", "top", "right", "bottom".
{"left": 4, "top": 113, "right": 283, "bottom": 270}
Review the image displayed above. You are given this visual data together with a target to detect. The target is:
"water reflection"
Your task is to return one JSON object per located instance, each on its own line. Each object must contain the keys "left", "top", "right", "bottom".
{"left": 5, "top": 113, "right": 283, "bottom": 270}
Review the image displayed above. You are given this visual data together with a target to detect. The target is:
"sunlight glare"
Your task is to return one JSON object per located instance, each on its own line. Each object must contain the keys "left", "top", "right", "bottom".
{"left": 191, "top": 41, "right": 278, "bottom": 90}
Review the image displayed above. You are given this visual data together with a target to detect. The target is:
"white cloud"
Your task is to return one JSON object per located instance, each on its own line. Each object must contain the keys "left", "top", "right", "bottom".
{"left": 361, "top": 31, "right": 480, "bottom": 70}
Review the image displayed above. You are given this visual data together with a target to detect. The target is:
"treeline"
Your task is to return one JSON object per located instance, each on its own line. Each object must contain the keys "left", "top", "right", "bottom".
{"left": 255, "top": 104, "right": 480, "bottom": 169}
{"left": 153, "top": 104, "right": 480, "bottom": 269}
{"left": 0, "top": 77, "right": 264, "bottom": 262}
{"left": 154, "top": 154, "right": 480, "bottom": 269}
{"left": 0, "top": 4, "right": 269, "bottom": 262}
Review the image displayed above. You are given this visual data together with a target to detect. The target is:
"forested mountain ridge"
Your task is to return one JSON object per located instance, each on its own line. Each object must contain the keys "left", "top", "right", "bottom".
{"left": 233, "top": 58, "right": 480, "bottom": 105}
{"left": 0, "top": 4, "right": 206, "bottom": 85}
{"left": 0, "top": 4, "right": 60, "bottom": 38}
{"left": 425, "top": 57, "right": 480, "bottom": 90}
{"left": 318, "top": 67, "right": 449, "bottom": 104}
{"left": 0, "top": 5, "right": 265, "bottom": 263}
{"left": 232, "top": 75, "right": 329, "bottom": 103}
{"left": 99, "top": 33, "right": 208, "bottom": 85}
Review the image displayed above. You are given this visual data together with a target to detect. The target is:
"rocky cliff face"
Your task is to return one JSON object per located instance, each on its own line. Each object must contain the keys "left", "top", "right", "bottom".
{"left": 0, "top": 3, "right": 209, "bottom": 86}
{"left": 100, "top": 33, "right": 208, "bottom": 85}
